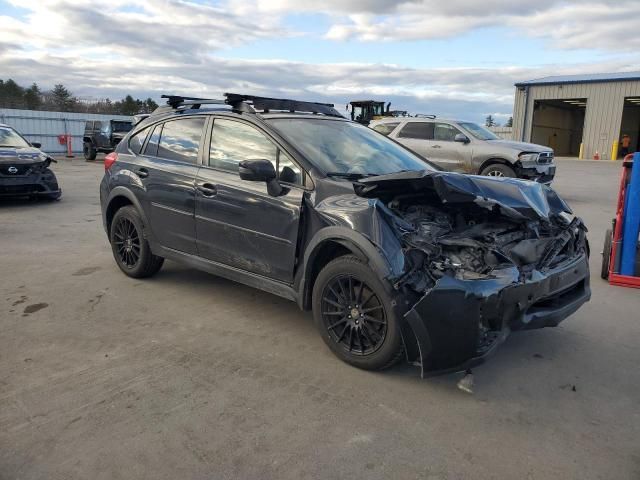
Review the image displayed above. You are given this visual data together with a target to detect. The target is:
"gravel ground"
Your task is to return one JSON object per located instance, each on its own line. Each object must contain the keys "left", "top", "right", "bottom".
{"left": 1, "top": 158, "right": 639, "bottom": 480}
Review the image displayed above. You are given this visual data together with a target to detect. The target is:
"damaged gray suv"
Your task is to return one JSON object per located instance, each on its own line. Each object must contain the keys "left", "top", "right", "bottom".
{"left": 100, "top": 94, "right": 590, "bottom": 377}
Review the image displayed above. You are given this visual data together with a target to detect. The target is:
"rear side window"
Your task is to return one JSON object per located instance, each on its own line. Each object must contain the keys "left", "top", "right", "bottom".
{"left": 129, "top": 127, "right": 150, "bottom": 155}
{"left": 373, "top": 123, "right": 399, "bottom": 136}
{"left": 156, "top": 117, "right": 206, "bottom": 164}
{"left": 144, "top": 124, "right": 161, "bottom": 157}
{"left": 398, "top": 122, "right": 434, "bottom": 140}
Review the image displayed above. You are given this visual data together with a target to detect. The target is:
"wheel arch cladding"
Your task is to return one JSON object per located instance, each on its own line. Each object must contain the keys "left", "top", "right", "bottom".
{"left": 105, "top": 187, "right": 147, "bottom": 234}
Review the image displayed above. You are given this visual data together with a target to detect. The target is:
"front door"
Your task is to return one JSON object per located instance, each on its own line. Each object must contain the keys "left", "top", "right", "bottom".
{"left": 430, "top": 122, "right": 471, "bottom": 173}
{"left": 195, "top": 118, "right": 304, "bottom": 283}
{"left": 133, "top": 117, "right": 207, "bottom": 254}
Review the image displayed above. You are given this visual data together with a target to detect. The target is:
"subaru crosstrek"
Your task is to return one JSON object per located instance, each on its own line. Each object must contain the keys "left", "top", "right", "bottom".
{"left": 100, "top": 94, "right": 590, "bottom": 376}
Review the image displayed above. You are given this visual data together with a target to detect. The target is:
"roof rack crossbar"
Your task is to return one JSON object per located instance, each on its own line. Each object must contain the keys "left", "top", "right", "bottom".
{"left": 160, "top": 95, "right": 226, "bottom": 109}
{"left": 414, "top": 114, "right": 436, "bottom": 119}
{"left": 224, "top": 93, "right": 343, "bottom": 117}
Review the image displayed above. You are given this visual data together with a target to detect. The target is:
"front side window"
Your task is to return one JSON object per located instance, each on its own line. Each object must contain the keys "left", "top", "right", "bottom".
{"left": 129, "top": 127, "right": 150, "bottom": 155}
{"left": 209, "top": 119, "right": 303, "bottom": 185}
{"left": 433, "top": 123, "right": 462, "bottom": 142}
{"left": 372, "top": 122, "right": 399, "bottom": 136}
{"left": 398, "top": 122, "right": 434, "bottom": 140}
{"left": 210, "top": 119, "right": 277, "bottom": 172}
{"left": 157, "top": 117, "right": 206, "bottom": 164}
{"left": 0, "top": 126, "right": 30, "bottom": 148}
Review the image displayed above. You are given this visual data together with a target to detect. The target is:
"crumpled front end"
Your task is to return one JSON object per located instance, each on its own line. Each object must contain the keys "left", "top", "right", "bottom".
{"left": 350, "top": 170, "right": 591, "bottom": 375}
{"left": 0, "top": 161, "right": 61, "bottom": 198}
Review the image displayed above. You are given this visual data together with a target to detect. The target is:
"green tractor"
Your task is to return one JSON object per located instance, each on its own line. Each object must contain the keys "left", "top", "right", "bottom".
{"left": 348, "top": 100, "right": 409, "bottom": 125}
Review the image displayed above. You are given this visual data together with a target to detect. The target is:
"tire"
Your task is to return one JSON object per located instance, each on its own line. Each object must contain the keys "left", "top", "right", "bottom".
{"left": 480, "top": 163, "right": 516, "bottom": 178}
{"left": 83, "top": 142, "right": 97, "bottom": 161}
{"left": 109, "top": 206, "right": 164, "bottom": 278}
{"left": 312, "top": 255, "right": 403, "bottom": 371}
{"left": 601, "top": 228, "right": 612, "bottom": 280}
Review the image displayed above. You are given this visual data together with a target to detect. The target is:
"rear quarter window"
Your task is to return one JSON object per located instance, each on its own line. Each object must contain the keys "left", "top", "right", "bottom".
{"left": 372, "top": 123, "right": 399, "bottom": 136}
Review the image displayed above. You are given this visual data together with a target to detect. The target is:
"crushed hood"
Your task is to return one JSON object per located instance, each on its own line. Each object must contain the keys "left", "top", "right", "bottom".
{"left": 353, "top": 170, "right": 571, "bottom": 222}
{"left": 0, "top": 147, "right": 47, "bottom": 165}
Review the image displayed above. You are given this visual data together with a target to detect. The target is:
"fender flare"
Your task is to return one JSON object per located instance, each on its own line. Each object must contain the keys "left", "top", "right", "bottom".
{"left": 104, "top": 187, "right": 149, "bottom": 236}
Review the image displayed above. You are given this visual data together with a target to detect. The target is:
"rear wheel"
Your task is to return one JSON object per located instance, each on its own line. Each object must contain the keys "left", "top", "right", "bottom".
{"left": 83, "top": 142, "right": 97, "bottom": 161}
{"left": 601, "top": 228, "right": 613, "bottom": 280}
{"left": 312, "top": 255, "right": 403, "bottom": 371}
{"left": 480, "top": 163, "right": 515, "bottom": 178}
{"left": 110, "top": 206, "right": 164, "bottom": 278}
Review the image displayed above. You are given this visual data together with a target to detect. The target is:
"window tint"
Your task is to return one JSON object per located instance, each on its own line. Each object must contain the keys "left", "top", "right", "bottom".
{"left": 129, "top": 127, "right": 150, "bottom": 155}
{"left": 434, "top": 123, "right": 462, "bottom": 142}
{"left": 398, "top": 122, "right": 434, "bottom": 140}
{"left": 209, "top": 119, "right": 277, "bottom": 173}
{"left": 144, "top": 124, "right": 161, "bottom": 157}
{"left": 373, "top": 123, "right": 399, "bottom": 136}
{"left": 157, "top": 117, "right": 205, "bottom": 164}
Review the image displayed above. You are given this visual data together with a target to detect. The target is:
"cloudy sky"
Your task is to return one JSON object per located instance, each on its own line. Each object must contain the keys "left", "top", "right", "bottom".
{"left": 1, "top": 0, "right": 640, "bottom": 123}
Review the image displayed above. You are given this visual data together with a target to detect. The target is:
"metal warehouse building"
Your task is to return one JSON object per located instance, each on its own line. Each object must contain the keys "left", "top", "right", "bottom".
{"left": 512, "top": 72, "right": 640, "bottom": 160}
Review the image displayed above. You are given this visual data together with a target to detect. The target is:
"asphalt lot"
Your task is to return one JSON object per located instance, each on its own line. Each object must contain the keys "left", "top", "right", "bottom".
{"left": 1, "top": 158, "right": 639, "bottom": 480}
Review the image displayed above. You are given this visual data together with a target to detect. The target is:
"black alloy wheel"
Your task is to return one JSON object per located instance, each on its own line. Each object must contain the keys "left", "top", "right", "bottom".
{"left": 113, "top": 216, "right": 141, "bottom": 269}
{"left": 321, "top": 274, "right": 388, "bottom": 356}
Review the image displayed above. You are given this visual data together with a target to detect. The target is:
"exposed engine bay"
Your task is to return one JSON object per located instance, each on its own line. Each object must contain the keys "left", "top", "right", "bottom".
{"left": 388, "top": 195, "right": 588, "bottom": 293}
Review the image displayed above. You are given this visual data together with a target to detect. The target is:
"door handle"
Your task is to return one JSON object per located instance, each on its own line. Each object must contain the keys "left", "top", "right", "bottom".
{"left": 135, "top": 168, "right": 149, "bottom": 178}
{"left": 197, "top": 183, "right": 217, "bottom": 197}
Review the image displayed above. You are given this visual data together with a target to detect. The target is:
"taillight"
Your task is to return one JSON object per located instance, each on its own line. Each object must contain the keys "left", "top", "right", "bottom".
{"left": 104, "top": 152, "right": 118, "bottom": 171}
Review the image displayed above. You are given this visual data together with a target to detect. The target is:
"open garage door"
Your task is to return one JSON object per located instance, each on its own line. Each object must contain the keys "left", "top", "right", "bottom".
{"left": 531, "top": 99, "right": 586, "bottom": 156}
{"left": 619, "top": 97, "right": 640, "bottom": 159}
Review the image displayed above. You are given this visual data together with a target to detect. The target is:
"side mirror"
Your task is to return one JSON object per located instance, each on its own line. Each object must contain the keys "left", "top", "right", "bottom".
{"left": 454, "top": 133, "right": 470, "bottom": 144}
{"left": 239, "top": 159, "right": 282, "bottom": 196}
{"left": 31, "top": 142, "right": 42, "bottom": 148}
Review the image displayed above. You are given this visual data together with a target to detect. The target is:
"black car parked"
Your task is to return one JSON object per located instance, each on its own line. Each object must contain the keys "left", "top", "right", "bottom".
{"left": 0, "top": 124, "right": 61, "bottom": 200}
{"left": 100, "top": 94, "right": 590, "bottom": 376}
{"left": 83, "top": 119, "right": 133, "bottom": 160}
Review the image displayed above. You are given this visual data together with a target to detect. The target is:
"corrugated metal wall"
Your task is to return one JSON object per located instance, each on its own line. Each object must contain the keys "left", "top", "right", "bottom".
{"left": 0, "top": 109, "right": 132, "bottom": 154}
{"left": 489, "top": 126, "right": 513, "bottom": 140}
{"left": 512, "top": 80, "right": 640, "bottom": 159}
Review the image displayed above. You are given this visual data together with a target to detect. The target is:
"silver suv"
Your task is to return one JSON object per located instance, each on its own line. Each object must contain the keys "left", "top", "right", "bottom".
{"left": 370, "top": 117, "right": 556, "bottom": 183}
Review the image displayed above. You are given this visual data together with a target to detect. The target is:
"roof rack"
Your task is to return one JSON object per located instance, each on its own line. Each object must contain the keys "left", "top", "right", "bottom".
{"left": 153, "top": 93, "right": 344, "bottom": 118}
{"left": 224, "top": 93, "right": 343, "bottom": 117}
{"left": 414, "top": 114, "right": 436, "bottom": 119}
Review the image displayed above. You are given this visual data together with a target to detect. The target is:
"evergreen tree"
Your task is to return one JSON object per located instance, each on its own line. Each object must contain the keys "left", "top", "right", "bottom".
{"left": 505, "top": 116, "right": 513, "bottom": 127}
{"left": 485, "top": 115, "right": 496, "bottom": 127}
{"left": 24, "top": 83, "right": 42, "bottom": 110}
{"left": 51, "top": 84, "right": 75, "bottom": 111}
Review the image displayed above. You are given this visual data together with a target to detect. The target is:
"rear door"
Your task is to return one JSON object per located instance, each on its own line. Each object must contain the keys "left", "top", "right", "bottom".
{"left": 194, "top": 117, "right": 304, "bottom": 283}
{"left": 132, "top": 116, "right": 206, "bottom": 254}
{"left": 392, "top": 121, "right": 436, "bottom": 160}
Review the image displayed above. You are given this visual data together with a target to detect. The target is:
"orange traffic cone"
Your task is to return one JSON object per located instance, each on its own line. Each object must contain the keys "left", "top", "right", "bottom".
{"left": 593, "top": 151, "right": 600, "bottom": 160}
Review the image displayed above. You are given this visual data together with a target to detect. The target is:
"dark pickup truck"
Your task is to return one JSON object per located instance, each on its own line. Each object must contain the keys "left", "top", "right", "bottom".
{"left": 83, "top": 119, "right": 133, "bottom": 160}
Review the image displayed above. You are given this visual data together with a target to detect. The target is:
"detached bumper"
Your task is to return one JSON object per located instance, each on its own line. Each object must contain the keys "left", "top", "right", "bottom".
{"left": 0, "top": 169, "right": 61, "bottom": 198}
{"left": 404, "top": 253, "right": 590, "bottom": 376}
{"left": 517, "top": 163, "right": 556, "bottom": 184}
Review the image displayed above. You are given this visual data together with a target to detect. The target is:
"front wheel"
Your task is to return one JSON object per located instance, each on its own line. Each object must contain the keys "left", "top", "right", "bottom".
{"left": 480, "top": 163, "right": 516, "bottom": 178}
{"left": 312, "top": 255, "right": 403, "bottom": 371}
{"left": 110, "top": 206, "right": 164, "bottom": 278}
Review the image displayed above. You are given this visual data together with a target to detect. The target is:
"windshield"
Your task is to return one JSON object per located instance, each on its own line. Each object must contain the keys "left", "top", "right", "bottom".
{"left": 458, "top": 122, "right": 499, "bottom": 141}
{"left": 112, "top": 121, "right": 133, "bottom": 133}
{"left": 0, "top": 126, "right": 31, "bottom": 148}
{"left": 267, "top": 118, "right": 434, "bottom": 177}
